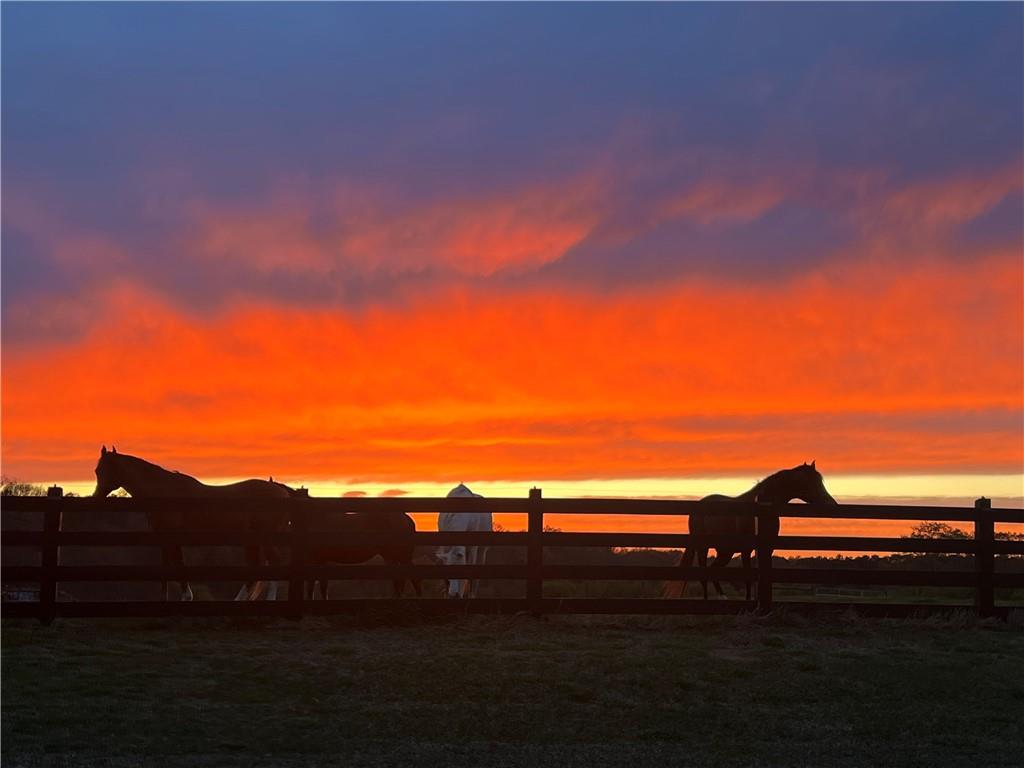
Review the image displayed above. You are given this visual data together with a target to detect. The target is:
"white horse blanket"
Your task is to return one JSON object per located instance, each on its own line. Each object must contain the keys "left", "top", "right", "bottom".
{"left": 437, "top": 484, "right": 492, "bottom": 597}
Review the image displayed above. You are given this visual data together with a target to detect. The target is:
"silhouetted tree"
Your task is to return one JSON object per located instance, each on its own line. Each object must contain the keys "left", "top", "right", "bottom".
{"left": 907, "top": 521, "right": 970, "bottom": 539}
{"left": 0, "top": 477, "right": 46, "bottom": 497}
{"left": 906, "top": 520, "right": 1022, "bottom": 542}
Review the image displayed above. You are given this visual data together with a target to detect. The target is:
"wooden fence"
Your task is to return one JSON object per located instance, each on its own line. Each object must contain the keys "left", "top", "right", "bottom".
{"left": 2, "top": 490, "right": 1022, "bottom": 623}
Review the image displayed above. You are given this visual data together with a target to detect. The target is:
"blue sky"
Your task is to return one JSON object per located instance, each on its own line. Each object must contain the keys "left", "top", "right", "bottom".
{"left": 5, "top": 4, "right": 1020, "bottom": 317}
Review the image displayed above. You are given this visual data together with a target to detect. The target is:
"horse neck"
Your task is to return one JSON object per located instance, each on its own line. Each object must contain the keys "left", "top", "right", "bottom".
{"left": 723, "top": 475, "right": 785, "bottom": 538}
{"left": 735, "top": 484, "right": 762, "bottom": 503}
{"left": 751, "top": 471, "right": 798, "bottom": 504}
{"left": 115, "top": 455, "right": 199, "bottom": 497}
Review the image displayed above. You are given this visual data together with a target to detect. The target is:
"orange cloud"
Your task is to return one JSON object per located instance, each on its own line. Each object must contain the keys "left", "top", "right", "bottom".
{"left": 2, "top": 250, "right": 1020, "bottom": 484}
{"left": 879, "top": 161, "right": 1022, "bottom": 229}
{"left": 176, "top": 158, "right": 841, "bottom": 285}
{"left": 655, "top": 178, "right": 789, "bottom": 227}
{"left": 186, "top": 174, "right": 604, "bottom": 279}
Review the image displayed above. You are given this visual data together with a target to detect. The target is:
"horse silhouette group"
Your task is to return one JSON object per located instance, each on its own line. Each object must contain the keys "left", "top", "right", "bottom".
{"left": 92, "top": 446, "right": 838, "bottom": 602}
{"left": 93, "top": 446, "right": 421, "bottom": 601}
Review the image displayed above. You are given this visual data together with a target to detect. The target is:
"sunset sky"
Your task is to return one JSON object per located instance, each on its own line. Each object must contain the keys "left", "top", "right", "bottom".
{"left": 2, "top": 4, "right": 1022, "bottom": 510}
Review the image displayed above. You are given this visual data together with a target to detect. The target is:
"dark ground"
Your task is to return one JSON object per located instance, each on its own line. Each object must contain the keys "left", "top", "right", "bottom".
{"left": 3, "top": 611, "right": 1023, "bottom": 767}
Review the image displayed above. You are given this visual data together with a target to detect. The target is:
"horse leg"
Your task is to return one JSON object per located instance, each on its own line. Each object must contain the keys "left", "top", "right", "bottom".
{"left": 234, "top": 545, "right": 253, "bottom": 600}
{"left": 174, "top": 547, "right": 192, "bottom": 601}
{"left": 471, "top": 548, "right": 487, "bottom": 598}
{"left": 709, "top": 551, "right": 735, "bottom": 598}
{"left": 234, "top": 545, "right": 264, "bottom": 601}
{"left": 304, "top": 551, "right": 317, "bottom": 601}
{"left": 390, "top": 556, "right": 406, "bottom": 598}
{"left": 697, "top": 548, "right": 711, "bottom": 599}
{"left": 265, "top": 545, "right": 285, "bottom": 601}
{"left": 408, "top": 545, "right": 421, "bottom": 597}
{"left": 160, "top": 545, "right": 174, "bottom": 601}
{"left": 164, "top": 545, "right": 192, "bottom": 601}
{"left": 742, "top": 550, "right": 752, "bottom": 601}
{"left": 395, "top": 545, "right": 419, "bottom": 597}
{"left": 664, "top": 547, "right": 695, "bottom": 599}
{"left": 403, "top": 560, "right": 421, "bottom": 597}
{"left": 466, "top": 545, "right": 478, "bottom": 599}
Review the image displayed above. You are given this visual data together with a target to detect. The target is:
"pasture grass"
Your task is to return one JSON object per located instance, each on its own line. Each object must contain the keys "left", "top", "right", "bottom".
{"left": 3, "top": 612, "right": 1023, "bottom": 767}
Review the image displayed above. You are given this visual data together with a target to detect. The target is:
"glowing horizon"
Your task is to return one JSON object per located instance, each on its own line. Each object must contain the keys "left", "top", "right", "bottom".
{"left": 49, "top": 472, "right": 1024, "bottom": 508}
{"left": 43, "top": 472, "right": 1024, "bottom": 554}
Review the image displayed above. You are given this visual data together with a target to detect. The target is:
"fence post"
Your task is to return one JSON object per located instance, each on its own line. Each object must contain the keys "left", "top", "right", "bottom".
{"left": 527, "top": 488, "right": 543, "bottom": 616}
{"left": 756, "top": 503, "right": 774, "bottom": 614}
{"left": 40, "top": 487, "right": 64, "bottom": 625}
{"left": 288, "top": 499, "right": 309, "bottom": 620}
{"left": 974, "top": 497, "right": 994, "bottom": 619}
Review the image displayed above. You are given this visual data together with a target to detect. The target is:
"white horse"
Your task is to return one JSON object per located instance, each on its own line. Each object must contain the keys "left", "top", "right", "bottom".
{"left": 437, "top": 483, "right": 492, "bottom": 598}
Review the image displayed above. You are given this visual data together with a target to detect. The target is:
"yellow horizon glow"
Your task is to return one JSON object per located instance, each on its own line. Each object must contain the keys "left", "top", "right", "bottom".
{"left": 40, "top": 472, "right": 1023, "bottom": 552}
{"left": 51, "top": 472, "right": 1024, "bottom": 507}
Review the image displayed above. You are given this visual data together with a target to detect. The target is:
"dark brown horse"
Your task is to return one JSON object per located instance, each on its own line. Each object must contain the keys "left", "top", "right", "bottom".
{"left": 304, "top": 509, "right": 422, "bottom": 600}
{"left": 664, "top": 462, "right": 838, "bottom": 600}
{"left": 92, "top": 446, "right": 291, "bottom": 601}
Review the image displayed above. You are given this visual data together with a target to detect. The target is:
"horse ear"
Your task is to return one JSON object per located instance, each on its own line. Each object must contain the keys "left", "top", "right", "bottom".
{"left": 101, "top": 445, "right": 107, "bottom": 455}
{"left": 112, "top": 446, "right": 117, "bottom": 454}
{"left": 811, "top": 459, "right": 816, "bottom": 470}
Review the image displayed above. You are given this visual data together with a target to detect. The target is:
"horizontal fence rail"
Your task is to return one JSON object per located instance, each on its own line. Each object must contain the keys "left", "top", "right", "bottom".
{"left": 6, "top": 494, "right": 1023, "bottom": 521}
{"left": 2, "top": 491, "right": 1021, "bottom": 623}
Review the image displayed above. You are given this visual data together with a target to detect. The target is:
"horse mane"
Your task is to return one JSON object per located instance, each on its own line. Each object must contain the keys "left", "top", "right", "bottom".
{"left": 749, "top": 464, "right": 815, "bottom": 503}
{"left": 116, "top": 452, "right": 169, "bottom": 472}
{"left": 735, "top": 473, "right": 775, "bottom": 502}
{"left": 112, "top": 452, "right": 203, "bottom": 488}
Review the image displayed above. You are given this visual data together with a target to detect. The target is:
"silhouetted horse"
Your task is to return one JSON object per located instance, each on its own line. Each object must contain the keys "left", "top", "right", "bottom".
{"left": 664, "top": 462, "right": 837, "bottom": 600}
{"left": 304, "top": 509, "right": 422, "bottom": 600}
{"left": 92, "top": 446, "right": 291, "bottom": 601}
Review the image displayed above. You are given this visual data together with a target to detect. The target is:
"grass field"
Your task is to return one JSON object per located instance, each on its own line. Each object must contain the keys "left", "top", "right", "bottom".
{"left": 3, "top": 612, "right": 1023, "bottom": 767}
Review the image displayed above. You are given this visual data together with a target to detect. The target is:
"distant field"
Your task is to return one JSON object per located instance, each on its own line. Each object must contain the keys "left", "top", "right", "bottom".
{"left": 3, "top": 612, "right": 1023, "bottom": 767}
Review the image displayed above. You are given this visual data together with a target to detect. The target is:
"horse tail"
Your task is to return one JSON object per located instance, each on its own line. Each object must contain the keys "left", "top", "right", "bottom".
{"left": 405, "top": 513, "right": 421, "bottom": 596}
{"left": 389, "top": 512, "right": 419, "bottom": 597}
{"left": 663, "top": 546, "right": 696, "bottom": 599}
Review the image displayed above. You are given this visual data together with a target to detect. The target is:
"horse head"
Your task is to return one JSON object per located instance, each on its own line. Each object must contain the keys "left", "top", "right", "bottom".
{"left": 787, "top": 461, "right": 837, "bottom": 506}
{"left": 440, "top": 483, "right": 485, "bottom": 598}
{"left": 435, "top": 545, "right": 469, "bottom": 597}
{"left": 93, "top": 445, "right": 123, "bottom": 498}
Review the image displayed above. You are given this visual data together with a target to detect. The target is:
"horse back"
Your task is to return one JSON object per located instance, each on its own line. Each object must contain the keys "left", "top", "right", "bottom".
{"left": 438, "top": 511, "right": 491, "bottom": 533}
{"left": 307, "top": 511, "right": 416, "bottom": 565}
{"left": 203, "top": 479, "right": 292, "bottom": 498}
{"left": 694, "top": 493, "right": 753, "bottom": 535}
{"left": 309, "top": 510, "right": 413, "bottom": 532}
